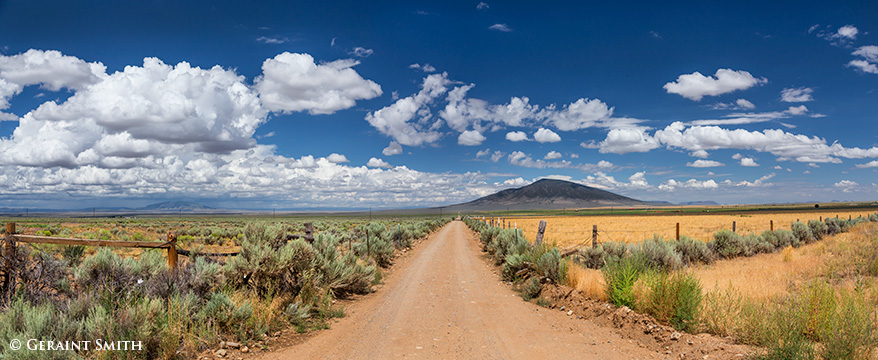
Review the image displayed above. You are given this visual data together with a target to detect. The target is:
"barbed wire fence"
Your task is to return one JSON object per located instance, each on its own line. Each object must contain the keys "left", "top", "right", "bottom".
{"left": 467, "top": 212, "right": 871, "bottom": 255}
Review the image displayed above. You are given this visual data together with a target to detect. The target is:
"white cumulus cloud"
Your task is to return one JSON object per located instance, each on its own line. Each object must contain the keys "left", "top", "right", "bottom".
{"left": 663, "top": 68, "right": 767, "bottom": 101}
{"left": 458, "top": 130, "right": 487, "bottom": 146}
{"left": 366, "top": 157, "right": 392, "bottom": 168}
{"left": 533, "top": 128, "right": 561, "bottom": 143}
{"left": 739, "top": 157, "right": 759, "bottom": 167}
{"left": 255, "top": 52, "right": 382, "bottom": 115}
{"left": 364, "top": 73, "right": 449, "bottom": 146}
{"left": 326, "top": 153, "right": 349, "bottom": 163}
{"left": 505, "top": 131, "right": 529, "bottom": 142}
{"left": 687, "top": 160, "right": 724, "bottom": 168}
{"left": 382, "top": 141, "right": 403, "bottom": 156}
{"left": 856, "top": 160, "right": 878, "bottom": 169}
{"left": 544, "top": 151, "right": 562, "bottom": 160}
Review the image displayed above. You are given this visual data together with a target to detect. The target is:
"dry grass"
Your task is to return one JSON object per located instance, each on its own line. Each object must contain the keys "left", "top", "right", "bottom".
{"left": 501, "top": 210, "right": 874, "bottom": 247}
{"left": 563, "top": 261, "right": 607, "bottom": 301}
{"left": 692, "top": 242, "right": 823, "bottom": 299}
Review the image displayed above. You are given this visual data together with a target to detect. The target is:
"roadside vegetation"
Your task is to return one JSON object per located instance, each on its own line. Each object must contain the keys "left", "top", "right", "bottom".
{"left": 0, "top": 217, "right": 450, "bottom": 359}
{"left": 467, "top": 213, "right": 878, "bottom": 359}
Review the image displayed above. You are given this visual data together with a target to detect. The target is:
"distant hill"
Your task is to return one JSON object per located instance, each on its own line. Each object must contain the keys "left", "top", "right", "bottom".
{"left": 443, "top": 178, "right": 655, "bottom": 211}
{"left": 678, "top": 201, "right": 719, "bottom": 206}
{"left": 138, "top": 201, "right": 214, "bottom": 211}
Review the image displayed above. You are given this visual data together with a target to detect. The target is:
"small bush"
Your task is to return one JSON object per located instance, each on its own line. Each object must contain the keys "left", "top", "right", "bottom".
{"left": 503, "top": 244, "right": 565, "bottom": 284}
{"left": 709, "top": 229, "right": 745, "bottom": 259}
{"left": 753, "top": 233, "right": 775, "bottom": 254}
{"left": 807, "top": 220, "right": 827, "bottom": 241}
{"left": 639, "top": 271, "right": 702, "bottom": 332}
{"left": 313, "top": 233, "right": 375, "bottom": 297}
{"left": 602, "top": 255, "right": 647, "bottom": 308}
{"left": 520, "top": 277, "right": 542, "bottom": 301}
{"left": 634, "top": 235, "right": 682, "bottom": 270}
{"left": 674, "top": 236, "right": 714, "bottom": 265}
{"left": 792, "top": 221, "right": 813, "bottom": 244}
{"left": 601, "top": 241, "right": 629, "bottom": 264}
{"left": 773, "top": 229, "right": 799, "bottom": 248}
{"left": 580, "top": 245, "right": 606, "bottom": 269}
{"left": 354, "top": 231, "right": 394, "bottom": 267}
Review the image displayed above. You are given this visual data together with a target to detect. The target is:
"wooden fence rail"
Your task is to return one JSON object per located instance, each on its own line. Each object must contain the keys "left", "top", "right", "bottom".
{"left": 3, "top": 222, "right": 179, "bottom": 270}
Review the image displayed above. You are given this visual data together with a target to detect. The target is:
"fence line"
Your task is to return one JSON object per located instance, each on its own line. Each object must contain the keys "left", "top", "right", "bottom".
{"left": 467, "top": 213, "right": 873, "bottom": 258}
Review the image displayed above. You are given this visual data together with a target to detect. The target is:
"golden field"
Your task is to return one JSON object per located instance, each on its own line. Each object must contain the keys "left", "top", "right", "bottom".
{"left": 564, "top": 221, "right": 878, "bottom": 315}
{"left": 492, "top": 210, "right": 876, "bottom": 248}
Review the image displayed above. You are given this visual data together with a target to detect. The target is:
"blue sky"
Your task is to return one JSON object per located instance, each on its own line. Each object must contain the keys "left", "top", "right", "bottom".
{"left": 0, "top": 0, "right": 876, "bottom": 209}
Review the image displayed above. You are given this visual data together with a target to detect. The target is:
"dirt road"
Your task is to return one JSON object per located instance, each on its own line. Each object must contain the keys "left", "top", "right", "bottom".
{"left": 258, "top": 221, "right": 662, "bottom": 359}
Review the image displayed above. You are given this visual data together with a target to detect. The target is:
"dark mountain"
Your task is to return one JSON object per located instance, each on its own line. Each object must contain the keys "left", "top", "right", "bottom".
{"left": 138, "top": 201, "right": 214, "bottom": 211}
{"left": 443, "top": 178, "right": 655, "bottom": 211}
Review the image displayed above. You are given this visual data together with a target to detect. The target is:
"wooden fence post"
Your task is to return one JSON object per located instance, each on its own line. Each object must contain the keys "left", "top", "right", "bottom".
{"left": 535, "top": 220, "right": 547, "bottom": 246}
{"left": 592, "top": 225, "right": 598, "bottom": 248}
{"left": 732, "top": 221, "right": 736, "bottom": 233}
{"left": 166, "top": 233, "right": 178, "bottom": 269}
{"left": 304, "top": 223, "right": 314, "bottom": 242}
{"left": 770, "top": 220, "right": 774, "bottom": 231}
{"left": 366, "top": 229, "right": 371, "bottom": 257}
{"left": 1, "top": 222, "right": 15, "bottom": 291}
{"left": 676, "top": 223, "right": 680, "bottom": 241}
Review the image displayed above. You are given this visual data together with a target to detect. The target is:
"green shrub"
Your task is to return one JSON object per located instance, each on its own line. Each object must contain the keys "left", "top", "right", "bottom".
{"left": 807, "top": 220, "right": 827, "bottom": 241}
{"left": 489, "top": 228, "right": 528, "bottom": 265}
{"left": 580, "top": 245, "right": 606, "bottom": 269}
{"left": 824, "top": 217, "right": 842, "bottom": 235}
{"left": 639, "top": 271, "right": 702, "bottom": 332}
{"left": 353, "top": 230, "right": 394, "bottom": 267}
{"left": 520, "top": 277, "right": 542, "bottom": 301}
{"left": 503, "top": 244, "right": 565, "bottom": 284}
{"left": 674, "top": 235, "right": 714, "bottom": 265}
{"left": 634, "top": 235, "right": 682, "bottom": 270}
{"left": 709, "top": 229, "right": 745, "bottom": 259}
{"left": 819, "top": 290, "right": 877, "bottom": 360}
{"left": 601, "top": 241, "right": 629, "bottom": 264}
{"left": 224, "top": 225, "right": 317, "bottom": 294}
{"left": 313, "top": 233, "right": 375, "bottom": 297}
{"left": 773, "top": 229, "right": 799, "bottom": 248}
{"left": 73, "top": 248, "right": 136, "bottom": 302}
{"left": 602, "top": 255, "right": 646, "bottom": 308}
{"left": 387, "top": 226, "right": 413, "bottom": 249}
{"left": 792, "top": 221, "right": 814, "bottom": 244}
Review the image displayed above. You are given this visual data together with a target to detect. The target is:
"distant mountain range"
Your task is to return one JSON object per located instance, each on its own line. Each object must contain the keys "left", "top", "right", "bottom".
{"left": 0, "top": 183, "right": 726, "bottom": 216}
{"left": 441, "top": 178, "right": 658, "bottom": 211}
{"left": 138, "top": 201, "right": 215, "bottom": 211}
